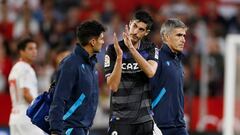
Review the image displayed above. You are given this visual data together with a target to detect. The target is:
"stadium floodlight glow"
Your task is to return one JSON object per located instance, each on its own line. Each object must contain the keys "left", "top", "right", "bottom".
{"left": 223, "top": 34, "right": 239, "bottom": 135}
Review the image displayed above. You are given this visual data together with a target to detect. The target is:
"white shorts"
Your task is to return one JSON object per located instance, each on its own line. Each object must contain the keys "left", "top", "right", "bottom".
{"left": 9, "top": 111, "right": 45, "bottom": 135}
{"left": 153, "top": 122, "right": 163, "bottom": 135}
{"left": 10, "top": 124, "right": 45, "bottom": 135}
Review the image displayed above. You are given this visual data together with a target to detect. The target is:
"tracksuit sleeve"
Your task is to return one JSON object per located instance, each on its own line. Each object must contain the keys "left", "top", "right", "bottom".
{"left": 148, "top": 43, "right": 159, "bottom": 62}
{"left": 49, "top": 63, "right": 77, "bottom": 134}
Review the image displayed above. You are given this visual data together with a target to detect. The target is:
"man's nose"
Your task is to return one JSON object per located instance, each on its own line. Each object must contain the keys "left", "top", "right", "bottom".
{"left": 133, "top": 28, "right": 138, "bottom": 34}
{"left": 181, "top": 37, "right": 186, "bottom": 43}
{"left": 33, "top": 49, "right": 37, "bottom": 54}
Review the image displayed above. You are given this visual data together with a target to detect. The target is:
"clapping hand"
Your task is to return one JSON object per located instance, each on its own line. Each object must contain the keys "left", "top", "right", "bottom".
{"left": 123, "top": 25, "right": 134, "bottom": 49}
{"left": 113, "top": 32, "right": 123, "bottom": 57}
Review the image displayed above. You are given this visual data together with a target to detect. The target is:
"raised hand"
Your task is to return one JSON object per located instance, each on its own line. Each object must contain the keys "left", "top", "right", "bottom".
{"left": 123, "top": 25, "right": 134, "bottom": 49}
{"left": 113, "top": 32, "right": 123, "bottom": 57}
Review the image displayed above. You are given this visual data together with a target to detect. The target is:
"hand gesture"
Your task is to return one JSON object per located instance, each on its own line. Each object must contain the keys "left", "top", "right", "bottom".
{"left": 113, "top": 33, "right": 123, "bottom": 57}
{"left": 123, "top": 25, "right": 134, "bottom": 49}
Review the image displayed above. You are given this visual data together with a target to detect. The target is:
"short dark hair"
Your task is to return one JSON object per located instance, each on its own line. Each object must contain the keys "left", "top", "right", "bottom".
{"left": 17, "top": 38, "right": 36, "bottom": 51}
{"left": 132, "top": 10, "right": 153, "bottom": 30}
{"left": 76, "top": 20, "right": 106, "bottom": 46}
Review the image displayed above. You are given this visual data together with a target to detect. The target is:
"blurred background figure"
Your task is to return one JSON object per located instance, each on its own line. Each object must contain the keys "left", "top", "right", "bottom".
{"left": 8, "top": 38, "right": 44, "bottom": 135}
{"left": 50, "top": 46, "right": 71, "bottom": 82}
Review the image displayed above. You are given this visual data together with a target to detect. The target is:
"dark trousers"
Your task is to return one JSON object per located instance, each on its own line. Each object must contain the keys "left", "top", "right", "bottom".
{"left": 108, "top": 120, "right": 153, "bottom": 135}
{"left": 160, "top": 127, "right": 188, "bottom": 135}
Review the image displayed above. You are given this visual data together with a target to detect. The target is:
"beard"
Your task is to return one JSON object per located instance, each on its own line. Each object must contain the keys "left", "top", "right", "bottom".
{"left": 130, "top": 35, "right": 139, "bottom": 45}
{"left": 94, "top": 50, "right": 100, "bottom": 53}
{"left": 93, "top": 48, "right": 101, "bottom": 53}
{"left": 131, "top": 34, "right": 138, "bottom": 41}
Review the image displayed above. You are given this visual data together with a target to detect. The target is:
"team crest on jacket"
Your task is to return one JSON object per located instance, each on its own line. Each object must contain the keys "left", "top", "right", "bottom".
{"left": 111, "top": 131, "right": 118, "bottom": 135}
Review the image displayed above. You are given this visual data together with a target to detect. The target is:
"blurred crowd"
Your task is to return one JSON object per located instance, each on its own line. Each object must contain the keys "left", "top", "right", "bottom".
{"left": 0, "top": 0, "right": 240, "bottom": 126}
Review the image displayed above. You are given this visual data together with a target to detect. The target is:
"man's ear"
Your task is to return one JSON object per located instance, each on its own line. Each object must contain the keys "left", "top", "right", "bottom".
{"left": 145, "top": 30, "right": 150, "bottom": 36}
{"left": 129, "top": 20, "right": 132, "bottom": 28}
{"left": 163, "top": 33, "right": 169, "bottom": 41}
{"left": 89, "top": 39, "right": 95, "bottom": 47}
{"left": 19, "top": 50, "right": 24, "bottom": 56}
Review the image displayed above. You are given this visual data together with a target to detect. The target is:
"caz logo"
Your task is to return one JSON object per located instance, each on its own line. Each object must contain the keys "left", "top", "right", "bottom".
{"left": 122, "top": 63, "right": 139, "bottom": 70}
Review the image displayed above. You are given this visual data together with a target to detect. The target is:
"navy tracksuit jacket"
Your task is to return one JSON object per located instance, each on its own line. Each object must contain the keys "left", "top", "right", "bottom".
{"left": 150, "top": 44, "right": 187, "bottom": 130}
{"left": 49, "top": 44, "right": 99, "bottom": 135}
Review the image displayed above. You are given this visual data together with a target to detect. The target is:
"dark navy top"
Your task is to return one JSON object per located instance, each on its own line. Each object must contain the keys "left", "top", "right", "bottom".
{"left": 150, "top": 44, "right": 186, "bottom": 128}
{"left": 49, "top": 44, "right": 99, "bottom": 134}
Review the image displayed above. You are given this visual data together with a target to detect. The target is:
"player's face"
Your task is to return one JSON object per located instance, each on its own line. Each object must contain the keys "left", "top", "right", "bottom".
{"left": 93, "top": 33, "right": 104, "bottom": 53}
{"left": 21, "top": 42, "right": 38, "bottom": 63}
{"left": 129, "top": 20, "right": 149, "bottom": 44}
{"left": 166, "top": 28, "right": 186, "bottom": 53}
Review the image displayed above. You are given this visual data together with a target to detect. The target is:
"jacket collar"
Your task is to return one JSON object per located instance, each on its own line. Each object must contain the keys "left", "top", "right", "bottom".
{"left": 74, "top": 43, "right": 97, "bottom": 64}
{"left": 161, "top": 44, "right": 183, "bottom": 59}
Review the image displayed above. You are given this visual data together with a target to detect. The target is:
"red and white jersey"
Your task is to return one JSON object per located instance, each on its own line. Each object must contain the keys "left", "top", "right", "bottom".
{"left": 8, "top": 61, "right": 38, "bottom": 115}
{"left": 8, "top": 61, "right": 44, "bottom": 135}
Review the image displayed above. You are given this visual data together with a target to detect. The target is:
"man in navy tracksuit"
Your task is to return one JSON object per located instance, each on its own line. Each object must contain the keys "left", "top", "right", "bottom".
{"left": 49, "top": 20, "right": 105, "bottom": 135}
{"left": 150, "top": 18, "right": 189, "bottom": 135}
